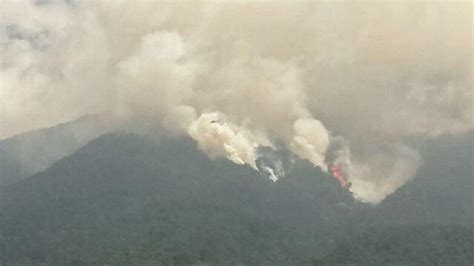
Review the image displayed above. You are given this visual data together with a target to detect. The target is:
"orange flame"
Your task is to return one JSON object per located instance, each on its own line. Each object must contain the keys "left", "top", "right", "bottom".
{"left": 330, "top": 165, "right": 350, "bottom": 188}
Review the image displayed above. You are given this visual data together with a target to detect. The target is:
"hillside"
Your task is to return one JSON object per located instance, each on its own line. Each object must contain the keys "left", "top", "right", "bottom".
{"left": 0, "top": 134, "right": 356, "bottom": 265}
{"left": 374, "top": 134, "right": 474, "bottom": 225}
{"left": 0, "top": 133, "right": 472, "bottom": 265}
{"left": 0, "top": 116, "right": 110, "bottom": 186}
{"left": 313, "top": 225, "right": 474, "bottom": 265}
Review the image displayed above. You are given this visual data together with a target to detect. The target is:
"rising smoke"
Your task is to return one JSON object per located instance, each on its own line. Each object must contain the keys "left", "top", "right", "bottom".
{"left": 0, "top": 1, "right": 472, "bottom": 203}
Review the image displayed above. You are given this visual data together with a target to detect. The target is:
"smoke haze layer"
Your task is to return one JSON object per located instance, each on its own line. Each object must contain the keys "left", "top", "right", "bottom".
{"left": 1, "top": 1, "right": 472, "bottom": 203}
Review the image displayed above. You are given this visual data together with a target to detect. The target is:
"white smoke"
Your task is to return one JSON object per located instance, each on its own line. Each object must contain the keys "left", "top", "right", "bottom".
{"left": 289, "top": 118, "right": 330, "bottom": 172}
{"left": 327, "top": 140, "right": 423, "bottom": 204}
{"left": 348, "top": 144, "right": 422, "bottom": 204}
{"left": 187, "top": 111, "right": 264, "bottom": 169}
{"left": 1, "top": 1, "right": 472, "bottom": 203}
{"left": 256, "top": 147, "right": 287, "bottom": 183}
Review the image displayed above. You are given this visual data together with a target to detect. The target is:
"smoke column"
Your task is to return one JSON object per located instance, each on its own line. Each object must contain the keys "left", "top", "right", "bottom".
{"left": 1, "top": 1, "right": 472, "bottom": 203}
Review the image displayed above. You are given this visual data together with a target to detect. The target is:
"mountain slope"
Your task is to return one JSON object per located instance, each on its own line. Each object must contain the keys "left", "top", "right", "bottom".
{"left": 0, "top": 133, "right": 354, "bottom": 265}
{"left": 0, "top": 133, "right": 472, "bottom": 265}
{"left": 0, "top": 116, "right": 110, "bottom": 186}
{"left": 374, "top": 134, "right": 474, "bottom": 225}
{"left": 313, "top": 225, "right": 474, "bottom": 266}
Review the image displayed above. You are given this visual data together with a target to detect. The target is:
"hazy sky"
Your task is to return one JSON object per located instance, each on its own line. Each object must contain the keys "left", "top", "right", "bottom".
{"left": 0, "top": 1, "right": 472, "bottom": 203}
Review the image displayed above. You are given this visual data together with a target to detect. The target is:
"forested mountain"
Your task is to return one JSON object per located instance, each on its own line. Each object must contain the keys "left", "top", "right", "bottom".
{"left": 0, "top": 134, "right": 356, "bottom": 265}
{"left": 374, "top": 134, "right": 474, "bottom": 225}
{"left": 313, "top": 225, "right": 474, "bottom": 265}
{"left": 0, "top": 133, "right": 472, "bottom": 265}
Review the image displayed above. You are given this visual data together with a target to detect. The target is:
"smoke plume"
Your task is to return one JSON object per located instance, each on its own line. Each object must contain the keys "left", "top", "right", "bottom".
{"left": 1, "top": 1, "right": 472, "bottom": 203}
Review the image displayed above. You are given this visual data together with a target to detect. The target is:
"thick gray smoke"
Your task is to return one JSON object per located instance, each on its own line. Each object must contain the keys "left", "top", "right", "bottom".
{"left": 1, "top": 1, "right": 472, "bottom": 203}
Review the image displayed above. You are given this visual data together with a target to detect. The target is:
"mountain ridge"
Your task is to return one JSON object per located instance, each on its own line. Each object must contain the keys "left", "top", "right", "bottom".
{"left": 0, "top": 132, "right": 472, "bottom": 265}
